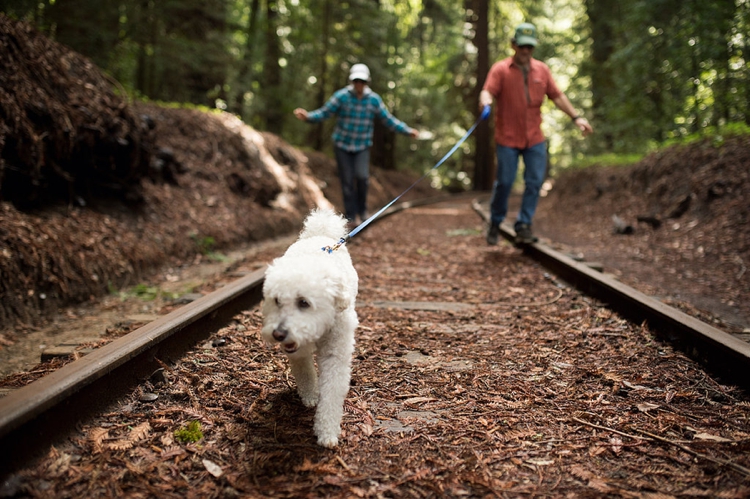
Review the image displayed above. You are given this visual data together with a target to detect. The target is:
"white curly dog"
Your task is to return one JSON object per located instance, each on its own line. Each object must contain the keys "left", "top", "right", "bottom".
{"left": 261, "top": 208, "right": 359, "bottom": 447}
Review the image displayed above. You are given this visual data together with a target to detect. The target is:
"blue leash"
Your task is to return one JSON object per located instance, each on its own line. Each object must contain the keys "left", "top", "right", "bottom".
{"left": 323, "top": 105, "right": 490, "bottom": 253}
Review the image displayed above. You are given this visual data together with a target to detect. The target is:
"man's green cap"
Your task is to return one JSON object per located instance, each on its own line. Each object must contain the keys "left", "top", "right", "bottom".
{"left": 514, "top": 23, "right": 538, "bottom": 47}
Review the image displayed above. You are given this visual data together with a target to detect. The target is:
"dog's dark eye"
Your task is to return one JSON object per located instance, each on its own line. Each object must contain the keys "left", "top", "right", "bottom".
{"left": 274, "top": 297, "right": 281, "bottom": 307}
{"left": 297, "top": 298, "right": 310, "bottom": 309}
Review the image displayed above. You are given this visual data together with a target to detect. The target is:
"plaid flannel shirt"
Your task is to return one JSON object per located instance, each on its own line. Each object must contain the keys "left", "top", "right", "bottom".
{"left": 306, "top": 86, "right": 413, "bottom": 152}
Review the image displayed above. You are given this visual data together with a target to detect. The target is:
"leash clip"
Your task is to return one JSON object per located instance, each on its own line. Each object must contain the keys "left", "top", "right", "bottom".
{"left": 322, "top": 237, "right": 348, "bottom": 254}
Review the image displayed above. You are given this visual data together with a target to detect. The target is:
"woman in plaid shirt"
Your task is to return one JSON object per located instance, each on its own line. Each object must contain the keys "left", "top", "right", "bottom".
{"left": 294, "top": 63, "right": 420, "bottom": 226}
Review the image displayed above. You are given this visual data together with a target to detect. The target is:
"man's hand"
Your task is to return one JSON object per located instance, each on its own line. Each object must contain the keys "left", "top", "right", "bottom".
{"left": 479, "top": 90, "right": 494, "bottom": 111}
{"left": 573, "top": 117, "right": 593, "bottom": 136}
{"left": 409, "top": 129, "right": 420, "bottom": 139}
{"left": 293, "top": 108, "right": 309, "bottom": 121}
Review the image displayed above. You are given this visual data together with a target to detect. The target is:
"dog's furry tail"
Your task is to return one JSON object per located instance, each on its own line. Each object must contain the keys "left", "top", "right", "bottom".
{"left": 299, "top": 208, "right": 348, "bottom": 241}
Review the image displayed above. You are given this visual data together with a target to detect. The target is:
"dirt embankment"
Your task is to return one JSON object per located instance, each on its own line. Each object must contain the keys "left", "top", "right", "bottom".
{"left": 1, "top": 13, "right": 748, "bottom": 345}
{"left": 0, "top": 16, "right": 437, "bottom": 335}
{"left": 535, "top": 136, "right": 750, "bottom": 332}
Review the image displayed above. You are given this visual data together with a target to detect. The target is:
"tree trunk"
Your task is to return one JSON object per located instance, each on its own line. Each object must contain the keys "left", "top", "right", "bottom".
{"left": 371, "top": 17, "right": 398, "bottom": 170}
{"left": 584, "top": 0, "right": 617, "bottom": 151}
{"left": 372, "top": 120, "right": 396, "bottom": 170}
{"left": 46, "top": 0, "right": 120, "bottom": 71}
{"left": 712, "top": 1, "right": 736, "bottom": 126}
{"left": 232, "top": 0, "right": 260, "bottom": 118}
{"left": 309, "top": 0, "right": 331, "bottom": 151}
{"left": 471, "top": 0, "right": 492, "bottom": 191}
{"left": 262, "top": 0, "right": 284, "bottom": 135}
{"left": 134, "top": 0, "right": 157, "bottom": 98}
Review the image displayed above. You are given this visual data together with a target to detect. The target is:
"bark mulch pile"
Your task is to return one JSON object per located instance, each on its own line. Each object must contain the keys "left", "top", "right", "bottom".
{"left": 0, "top": 15, "right": 152, "bottom": 207}
{"left": 0, "top": 17, "right": 436, "bottom": 336}
{"left": 3, "top": 201, "right": 749, "bottom": 498}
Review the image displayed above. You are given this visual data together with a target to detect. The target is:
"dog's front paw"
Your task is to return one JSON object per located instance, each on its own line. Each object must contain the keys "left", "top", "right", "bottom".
{"left": 314, "top": 419, "right": 341, "bottom": 448}
{"left": 317, "top": 434, "right": 339, "bottom": 448}
{"left": 298, "top": 390, "right": 319, "bottom": 408}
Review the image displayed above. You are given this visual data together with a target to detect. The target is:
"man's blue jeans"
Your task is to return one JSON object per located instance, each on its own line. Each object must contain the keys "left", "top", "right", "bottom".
{"left": 334, "top": 147, "right": 370, "bottom": 222}
{"left": 488, "top": 141, "right": 547, "bottom": 229}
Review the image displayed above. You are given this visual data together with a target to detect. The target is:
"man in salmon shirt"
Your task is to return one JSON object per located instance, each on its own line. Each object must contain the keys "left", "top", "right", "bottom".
{"left": 480, "top": 23, "right": 593, "bottom": 246}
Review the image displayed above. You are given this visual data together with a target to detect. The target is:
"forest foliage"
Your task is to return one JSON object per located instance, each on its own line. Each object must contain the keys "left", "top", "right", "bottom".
{"left": 3, "top": 0, "right": 749, "bottom": 186}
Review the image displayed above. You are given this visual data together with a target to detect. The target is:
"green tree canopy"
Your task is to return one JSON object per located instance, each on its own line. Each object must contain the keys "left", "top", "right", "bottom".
{"left": 5, "top": 0, "right": 747, "bottom": 183}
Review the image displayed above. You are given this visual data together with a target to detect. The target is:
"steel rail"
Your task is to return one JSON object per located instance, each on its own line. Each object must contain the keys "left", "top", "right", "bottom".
{"left": 1, "top": 195, "right": 748, "bottom": 478}
{"left": 0, "top": 267, "right": 266, "bottom": 475}
{"left": 472, "top": 199, "right": 750, "bottom": 392}
{"left": 0, "top": 195, "right": 458, "bottom": 477}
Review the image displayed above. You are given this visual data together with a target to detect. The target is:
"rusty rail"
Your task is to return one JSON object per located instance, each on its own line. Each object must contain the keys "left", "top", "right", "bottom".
{"left": 0, "top": 267, "right": 266, "bottom": 474}
{"left": 472, "top": 199, "right": 750, "bottom": 390}
{"left": 1, "top": 195, "right": 749, "bottom": 478}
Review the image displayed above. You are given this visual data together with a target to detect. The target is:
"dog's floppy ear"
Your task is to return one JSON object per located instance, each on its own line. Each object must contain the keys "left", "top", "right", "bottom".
{"left": 317, "top": 259, "right": 355, "bottom": 313}
{"left": 332, "top": 281, "right": 350, "bottom": 312}
{"left": 334, "top": 291, "right": 351, "bottom": 312}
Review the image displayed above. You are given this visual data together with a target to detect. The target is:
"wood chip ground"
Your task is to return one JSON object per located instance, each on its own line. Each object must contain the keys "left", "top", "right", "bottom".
{"left": 3, "top": 200, "right": 749, "bottom": 498}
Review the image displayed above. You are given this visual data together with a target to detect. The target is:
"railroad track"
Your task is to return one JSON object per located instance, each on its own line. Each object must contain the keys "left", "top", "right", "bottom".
{"left": 1, "top": 195, "right": 749, "bottom": 481}
{"left": 470, "top": 199, "right": 750, "bottom": 389}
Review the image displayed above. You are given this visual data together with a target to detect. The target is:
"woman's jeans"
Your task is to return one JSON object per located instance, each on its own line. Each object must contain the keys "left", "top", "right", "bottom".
{"left": 334, "top": 147, "right": 370, "bottom": 222}
{"left": 488, "top": 141, "right": 547, "bottom": 229}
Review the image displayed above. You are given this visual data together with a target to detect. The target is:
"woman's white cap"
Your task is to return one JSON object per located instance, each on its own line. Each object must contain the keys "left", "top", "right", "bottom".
{"left": 349, "top": 63, "right": 371, "bottom": 81}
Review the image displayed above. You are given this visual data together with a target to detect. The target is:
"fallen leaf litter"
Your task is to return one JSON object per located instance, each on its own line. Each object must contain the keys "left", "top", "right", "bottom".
{"left": 3, "top": 200, "right": 749, "bottom": 498}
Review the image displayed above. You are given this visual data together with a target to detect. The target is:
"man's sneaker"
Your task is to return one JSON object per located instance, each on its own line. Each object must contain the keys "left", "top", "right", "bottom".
{"left": 514, "top": 223, "right": 538, "bottom": 246}
{"left": 486, "top": 223, "right": 500, "bottom": 246}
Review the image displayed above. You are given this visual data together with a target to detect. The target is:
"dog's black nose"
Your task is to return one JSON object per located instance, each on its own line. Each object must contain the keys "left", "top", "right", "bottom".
{"left": 272, "top": 326, "right": 288, "bottom": 342}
